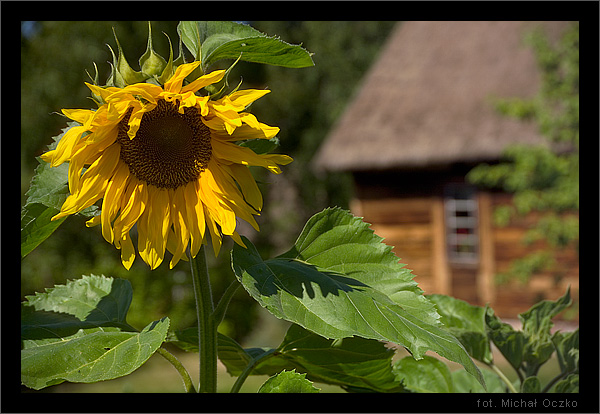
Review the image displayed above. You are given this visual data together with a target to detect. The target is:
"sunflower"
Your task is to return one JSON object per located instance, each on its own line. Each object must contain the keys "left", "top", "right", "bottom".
{"left": 41, "top": 61, "right": 292, "bottom": 270}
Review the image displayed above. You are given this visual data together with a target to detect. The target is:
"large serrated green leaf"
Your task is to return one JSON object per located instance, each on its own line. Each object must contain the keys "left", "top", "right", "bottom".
{"left": 21, "top": 318, "right": 169, "bottom": 390}
{"left": 232, "top": 208, "right": 484, "bottom": 388}
{"left": 177, "top": 21, "right": 314, "bottom": 71}
{"left": 21, "top": 275, "right": 168, "bottom": 390}
{"left": 23, "top": 274, "right": 132, "bottom": 324}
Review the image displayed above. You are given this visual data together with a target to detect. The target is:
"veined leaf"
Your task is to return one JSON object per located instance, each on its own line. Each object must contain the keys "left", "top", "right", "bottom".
{"left": 519, "top": 287, "right": 572, "bottom": 376}
{"left": 21, "top": 204, "right": 65, "bottom": 258}
{"left": 23, "top": 275, "right": 132, "bottom": 321}
{"left": 551, "top": 328, "right": 579, "bottom": 374}
{"left": 393, "top": 355, "right": 453, "bottom": 393}
{"left": 210, "top": 324, "right": 403, "bottom": 393}
{"left": 232, "top": 208, "right": 484, "bottom": 387}
{"left": 177, "top": 21, "right": 314, "bottom": 71}
{"left": 485, "top": 307, "right": 525, "bottom": 373}
{"left": 21, "top": 318, "right": 169, "bottom": 390}
{"left": 451, "top": 369, "right": 508, "bottom": 393}
{"left": 258, "top": 370, "right": 320, "bottom": 393}
{"left": 21, "top": 275, "right": 168, "bottom": 390}
{"left": 427, "top": 294, "right": 493, "bottom": 364}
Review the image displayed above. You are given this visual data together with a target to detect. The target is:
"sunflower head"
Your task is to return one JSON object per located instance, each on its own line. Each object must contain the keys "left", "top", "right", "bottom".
{"left": 41, "top": 26, "right": 292, "bottom": 270}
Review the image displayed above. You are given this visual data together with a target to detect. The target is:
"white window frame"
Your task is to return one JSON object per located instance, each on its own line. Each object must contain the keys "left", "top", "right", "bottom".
{"left": 444, "top": 184, "right": 479, "bottom": 265}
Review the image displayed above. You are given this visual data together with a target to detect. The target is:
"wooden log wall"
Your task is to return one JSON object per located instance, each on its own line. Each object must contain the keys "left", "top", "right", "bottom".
{"left": 351, "top": 192, "right": 579, "bottom": 321}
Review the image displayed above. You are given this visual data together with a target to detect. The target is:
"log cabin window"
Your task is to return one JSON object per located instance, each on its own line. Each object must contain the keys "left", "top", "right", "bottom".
{"left": 444, "top": 184, "right": 479, "bottom": 264}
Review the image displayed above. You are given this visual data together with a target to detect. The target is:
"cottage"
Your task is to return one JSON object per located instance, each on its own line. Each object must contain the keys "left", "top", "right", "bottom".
{"left": 314, "top": 21, "right": 578, "bottom": 318}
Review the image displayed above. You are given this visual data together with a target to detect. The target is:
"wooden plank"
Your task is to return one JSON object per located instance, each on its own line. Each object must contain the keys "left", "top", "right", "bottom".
{"left": 360, "top": 197, "right": 433, "bottom": 224}
{"left": 477, "top": 192, "right": 495, "bottom": 304}
{"left": 431, "top": 196, "right": 451, "bottom": 295}
{"left": 370, "top": 224, "right": 431, "bottom": 241}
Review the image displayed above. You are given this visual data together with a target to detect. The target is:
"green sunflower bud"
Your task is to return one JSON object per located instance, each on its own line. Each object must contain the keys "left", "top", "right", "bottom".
{"left": 157, "top": 32, "right": 175, "bottom": 85}
{"left": 111, "top": 27, "right": 149, "bottom": 86}
{"left": 139, "top": 22, "right": 167, "bottom": 78}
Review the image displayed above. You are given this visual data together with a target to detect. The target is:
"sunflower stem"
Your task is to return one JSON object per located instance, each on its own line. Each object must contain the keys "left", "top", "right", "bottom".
{"left": 189, "top": 245, "right": 217, "bottom": 393}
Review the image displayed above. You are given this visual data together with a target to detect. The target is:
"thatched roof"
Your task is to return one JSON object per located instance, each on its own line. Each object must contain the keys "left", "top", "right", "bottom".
{"left": 314, "top": 21, "right": 570, "bottom": 172}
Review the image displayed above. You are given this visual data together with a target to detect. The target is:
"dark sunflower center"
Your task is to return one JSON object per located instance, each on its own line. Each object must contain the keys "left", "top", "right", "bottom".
{"left": 117, "top": 99, "right": 212, "bottom": 189}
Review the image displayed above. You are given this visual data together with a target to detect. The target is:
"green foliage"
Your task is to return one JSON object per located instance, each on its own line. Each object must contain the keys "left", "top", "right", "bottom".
{"left": 22, "top": 21, "right": 580, "bottom": 397}
{"left": 429, "top": 289, "right": 578, "bottom": 394}
{"left": 21, "top": 275, "right": 169, "bottom": 390}
{"left": 467, "top": 22, "right": 579, "bottom": 284}
{"left": 21, "top": 213, "right": 578, "bottom": 394}
{"left": 21, "top": 21, "right": 394, "bottom": 344}
{"left": 393, "top": 355, "right": 454, "bottom": 393}
{"left": 177, "top": 21, "right": 314, "bottom": 72}
{"left": 170, "top": 323, "right": 404, "bottom": 392}
{"left": 427, "top": 294, "right": 493, "bottom": 364}
{"left": 21, "top": 123, "right": 97, "bottom": 258}
{"left": 232, "top": 208, "right": 484, "bottom": 387}
{"left": 258, "top": 370, "right": 320, "bottom": 393}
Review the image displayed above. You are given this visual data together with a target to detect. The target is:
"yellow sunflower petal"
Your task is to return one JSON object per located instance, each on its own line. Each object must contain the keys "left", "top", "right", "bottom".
{"left": 239, "top": 113, "right": 261, "bottom": 129}
{"left": 163, "top": 61, "right": 202, "bottom": 93}
{"left": 119, "top": 231, "right": 136, "bottom": 270}
{"left": 100, "top": 162, "right": 130, "bottom": 243}
{"left": 180, "top": 69, "right": 226, "bottom": 94}
{"left": 228, "top": 89, "right": 271, "bottom": 109}
{"left": 85, "top": 83, "right": 121, "bottom": 101}
{"left": 52, "top": 143, "right": 121, "bottom": 220}
{"left": 68, "top": 127, "right": 118, "bottom": 194}
{"left": 61, "top": 108, "right": 95, "bottom": 125}
{"left": 138, "top": 186, "right": 171, "bottom": 269}
{"left": 107, "top": 99, "right": 135, "bottom": 121}
{"left": 186, "top": 181, "right": 205, "bottom": 258}
{"left": 205, "top": 160, "right": 260, "bottom": 231}
{"left": 107, "top": 83, "right": 162, "bottom": 104}
{"left": 42, "top": 125, "right": 88, "bottom": 167}
{"left": 168, "top": 188, "right": 190, "bottom": 268}
{"left": 222, "top": 163, "right": 263, "bottom": 211}
{"left": 212, "top": 140, "right": 293, "bottom": 173}
{"left": 113, "top": 177, "right": 147, "bottom": 239}
{"left": 229, "top": 230, "right": 247, "bottom": 248}
{"left": 85, "top": 214, "right": 102, "bottom": 227}
{"left": 127, "top": 102, "right": 157, "bottom": 139}
{"left": 204, "top": 208, "right": 223, "bottom": 257}
{"left": 211, "top": 122, "right": 280, "bottom": 141}
{"left": 198, "top": 169, "right": 237, "bottom": 235}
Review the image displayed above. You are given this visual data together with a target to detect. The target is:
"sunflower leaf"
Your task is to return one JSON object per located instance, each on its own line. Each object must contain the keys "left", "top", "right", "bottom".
{"left": 21, "top": 204, "right": 66, "bottom": 258}
{"left": 426, "top": 294, "right": 494, "bottom": 364}
{"left": 21, "top": 275, "right": 167, "bottom": 390}
{"left": 231, "top": 207, "right": 485, "bottom": 388}
{"left": 258, "top": 370, "right": 320, "bottom": 393}
{"left": 177, "top": 21, "right": 314, "bottom": 71}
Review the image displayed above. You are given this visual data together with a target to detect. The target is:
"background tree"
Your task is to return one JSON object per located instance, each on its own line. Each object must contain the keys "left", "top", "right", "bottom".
{"left": 467, "top": 22, "right": 579, "bottom": 285}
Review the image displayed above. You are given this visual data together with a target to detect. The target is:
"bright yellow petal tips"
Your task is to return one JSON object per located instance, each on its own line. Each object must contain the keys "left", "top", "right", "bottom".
{"left": 163, "top": 61, "right": 202, "bottom": 93}
{"left": 42, "top": 58, "right": 292, "bottom": 269}
{"left": 181, "top": 70, "right": 226, "bottom": 94}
